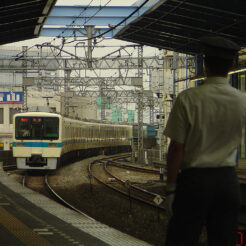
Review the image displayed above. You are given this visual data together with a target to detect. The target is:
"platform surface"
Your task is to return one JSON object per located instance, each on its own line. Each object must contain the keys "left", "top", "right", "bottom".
{"left": 0, "top": 164, "right": 152, "bottom": 246}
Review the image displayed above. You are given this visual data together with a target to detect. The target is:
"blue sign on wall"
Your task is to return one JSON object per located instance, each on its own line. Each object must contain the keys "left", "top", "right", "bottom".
{"left": 0, "top": 92, "right": 23, "bottom": 104}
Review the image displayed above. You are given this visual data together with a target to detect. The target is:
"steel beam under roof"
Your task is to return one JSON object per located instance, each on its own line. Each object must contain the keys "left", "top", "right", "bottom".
{"left": 49, "top": 5, "right": 138, "bottom": 17}
{"left": 41, "top": 3, "right": 160, "bottom": 38}
{"left": 115, "top": 0, "right": 246, "bottom": 55}
{"left": 41, "top": 5, "right": 140, "bottom": 38}
{"left": 41, "top": 27, "right": 115, "bottom": 38}
{"left": 0, "top": 0, "right": 57, "bottom": 45}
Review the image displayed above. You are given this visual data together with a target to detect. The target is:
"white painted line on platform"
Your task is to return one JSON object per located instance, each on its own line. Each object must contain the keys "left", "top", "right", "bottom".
{"left": 33, "top": 228, "right": 54, "bottom": 235}
{"left": 33, "top": 228, "right": 50, "bottom": 232}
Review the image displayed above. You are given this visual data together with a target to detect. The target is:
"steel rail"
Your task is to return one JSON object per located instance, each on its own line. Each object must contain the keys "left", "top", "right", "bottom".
{"left": 44, "top": 173, "right": 94, "bottom": 220}
{"left": 2, "top": 164, "right": 17, "bottom": 172}
{"left": 88, "top": 156, "right": 166, "bottom": 210}
{"left": 103, "top": 160, "right": 165, "bottom": 206}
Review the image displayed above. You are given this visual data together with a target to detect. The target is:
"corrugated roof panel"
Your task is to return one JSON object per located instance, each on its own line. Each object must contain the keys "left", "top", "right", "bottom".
{"left": 115, "top": 0, "right": 246, "bottom": 54}
{"left": 0, "top": 0, "right": 57, "bottom": 45}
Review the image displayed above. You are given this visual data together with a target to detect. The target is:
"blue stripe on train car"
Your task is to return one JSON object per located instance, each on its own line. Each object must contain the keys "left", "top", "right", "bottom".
{"left": 12, "top": 142, "right": 62, "bottom": 147}
{"left": 25, "top": 142, "right": 49, "bottom": 147}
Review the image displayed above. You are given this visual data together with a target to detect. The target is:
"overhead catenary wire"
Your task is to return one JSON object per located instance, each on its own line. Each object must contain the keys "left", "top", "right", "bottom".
{"left": 52, "top": 0, "right": 150, "bottom": 45}
{"left": 14, "top": 0, "right": 150, "bottom": 60}
{"left": 50, "top": 0, "right": 96, "bottom": 45}
{"left": 54, "top": 0, "right": 151, "bottom": 46}
{"left": 14, "top": 0, "right": 106, "bottom": 59}
{"left": 11, "top": 1, "right": 158, "bottom": 124}
{"left": 64, "top": 0, "right": 112, "bottom": 37}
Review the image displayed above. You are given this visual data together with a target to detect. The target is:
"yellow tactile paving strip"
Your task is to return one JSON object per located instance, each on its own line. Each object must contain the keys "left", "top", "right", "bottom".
{"left": 0, "top": 206, "right": 53, "bottom": 246}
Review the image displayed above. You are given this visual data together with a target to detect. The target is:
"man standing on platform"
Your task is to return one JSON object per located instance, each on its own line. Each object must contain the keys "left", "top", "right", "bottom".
{"left": 164, "top": 36, "right": 245, "bottom": 245}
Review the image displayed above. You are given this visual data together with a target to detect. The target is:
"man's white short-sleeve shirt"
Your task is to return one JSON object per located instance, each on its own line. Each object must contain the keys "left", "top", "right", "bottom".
{"left": 164, "top": 76, "right": 246, "bottom": 169}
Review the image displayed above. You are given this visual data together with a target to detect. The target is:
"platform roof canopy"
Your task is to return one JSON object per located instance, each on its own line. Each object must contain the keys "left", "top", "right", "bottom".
{"left": 115, "top": 0, "right": 246, "bottom": 55}
{"left": 0, "top": 0, "right": 57, "bottom": 45}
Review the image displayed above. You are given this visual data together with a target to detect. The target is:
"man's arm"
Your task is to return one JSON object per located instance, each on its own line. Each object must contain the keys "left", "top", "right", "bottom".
{"left": 166, "top": 140, "right": 184, "bottom": 185}
{"left": 165, "top": 140, "right": 184, "bottom": 219}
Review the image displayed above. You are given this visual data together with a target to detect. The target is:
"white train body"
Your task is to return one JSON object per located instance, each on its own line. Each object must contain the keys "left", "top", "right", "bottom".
{"left": 12, "top": 112, "right": 132, "bottom": 170}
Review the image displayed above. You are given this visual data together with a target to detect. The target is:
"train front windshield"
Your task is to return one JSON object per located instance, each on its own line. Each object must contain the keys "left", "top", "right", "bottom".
{"left": 15, "top": 117, "right": 59, "bottom": 140}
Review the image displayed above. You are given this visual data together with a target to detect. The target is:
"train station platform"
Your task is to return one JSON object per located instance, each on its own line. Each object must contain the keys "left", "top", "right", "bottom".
{"left": 0, "top": 164, "right": 152, "bottom": 246}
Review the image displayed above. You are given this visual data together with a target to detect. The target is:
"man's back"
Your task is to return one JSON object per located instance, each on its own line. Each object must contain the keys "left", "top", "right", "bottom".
{"left": 165, "top": 76, "right": 246, "bottom": 169}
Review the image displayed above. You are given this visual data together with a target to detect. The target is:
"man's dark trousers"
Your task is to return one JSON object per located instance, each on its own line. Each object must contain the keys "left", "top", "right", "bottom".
{"left": 165, "top": 167, "right": 240, "bottom": 246}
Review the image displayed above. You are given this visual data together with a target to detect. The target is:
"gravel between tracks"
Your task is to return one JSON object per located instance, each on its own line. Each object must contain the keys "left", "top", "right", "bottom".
{"left": 48, "top": 156, "right": 168, "bottom": 246}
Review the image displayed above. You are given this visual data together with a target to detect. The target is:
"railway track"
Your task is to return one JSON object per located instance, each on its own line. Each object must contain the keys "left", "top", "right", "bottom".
{"left": 7, "top": 154, "right": 168, "bottom": 246}
{"left": 13, "top": 154, "right": 167, "bottom": 223}
{"left": 88, "top": 155, "right": 166, "bottom": 210}
{"left": 22, "top": 171, "right": 49, "bottom": 195}
{"left": 22, "top": 170, "right": 94, "bottom": 220}
{"left": 2, "top": 163, "right": 17, "bottom": 172}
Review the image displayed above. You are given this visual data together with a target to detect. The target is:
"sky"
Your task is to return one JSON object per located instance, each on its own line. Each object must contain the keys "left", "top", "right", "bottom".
{"left": 56, "top": 0, "right": 138, "bottom": 6}
{"left": 3, "top": 0, "right": 158, "bottom": 57}
{"left": 5, "top": 0, "right": 141, "bottom": 46}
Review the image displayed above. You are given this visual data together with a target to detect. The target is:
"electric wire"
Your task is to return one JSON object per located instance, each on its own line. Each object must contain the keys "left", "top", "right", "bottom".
{"left": 12, "top": 1, "right": 157, "bottom": 124}
{"left": 44, "top": 0, "right": 150, "bottom": 48}
{"left": 14, "top": 1, "right": 150, "bottom": 60}
{"left": 61, "top": 0, "right": 112, "bottom": 41}
{"left": 50, "top": 0, "right": 96, "bottom": 43}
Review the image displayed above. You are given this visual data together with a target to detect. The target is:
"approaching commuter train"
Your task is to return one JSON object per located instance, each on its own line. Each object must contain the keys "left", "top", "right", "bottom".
{"left": 12, "top": 112, "right": 132, "bottom": 170}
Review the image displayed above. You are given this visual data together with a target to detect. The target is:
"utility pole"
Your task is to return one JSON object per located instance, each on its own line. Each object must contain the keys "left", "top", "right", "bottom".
{"left": 22, "top": 46, "right": 28, "bottom": 112}
{"left": 172, "top": 52, "right": 177, "bottom": 104}
{"left": 85, "top": 26, "right": 95, "bottom": 69}
{"left": 149, "top": 69, "right": 154, "bottom": 125}
{"left": 100, "top": 80, "right": 106, "bottom": 121}
{"left": 137, "top": 45, "right": 144, "bottom": 163}
{"left": 64, "top": 62, "right": 71, "bottom": 116}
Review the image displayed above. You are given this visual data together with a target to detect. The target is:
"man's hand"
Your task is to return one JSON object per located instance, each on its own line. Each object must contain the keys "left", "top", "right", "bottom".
{"left": 165, "top": 184, "right": 176, "bottom": 220}
{"left": 166, "top": 140, "right": 184, "bottom": 184}
{"left": 166, "top": 193, "right": 175, "bottom": 220}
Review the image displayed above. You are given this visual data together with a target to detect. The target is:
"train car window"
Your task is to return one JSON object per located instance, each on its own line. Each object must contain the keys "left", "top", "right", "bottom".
{"left": 94, "top": 126, "right": 96, "bottom": 140}
{"left": 105, "top": 127, "right": 108, "bottom": 140}
{"left": 75, "top": 127, "right": 78, "bottom": 139}
{"left": 15, "top": 117, "right": 30, "bottom": 139}
{"left": 66, "top": 126, "right": 68, "bottom": 139}
{"left": 15, "top": 116, "right": 59, "bottom": 140}
{"left": 88, "top": 126, "right": 91, "bottom": 141}
{"left": 95, "top": 127, "right": 99, "bottom": 141}
{"left": 90, "top": 126, "right": 93, "bottom": 141}
{"left": 31, "top": 118, "right": 42, "bottom": 139}
{"left": 68, "top": 127, "right": 70, "bottom": 139}
{"left": 118, "top": 128, "right": 121, "bottom": 139}
{"left": 43, "top": 117, "right": 59, "bottom": 140}
{"left": 106, "top": 127, "right": 109, "bottom": 140}
{"left": 110, "top": 127, "right": 113, "bottom": 139}
{"left": 92, "top": 127, "right": 95, "bottom": 141}
{"left": 114, "top": 127, "right": 117, "bottom": 139}
{"left": 100, "top": 126, "right": 103, "bottom": 139}
{"left": 82, "top": 126, "right": 84, "bottom": 138}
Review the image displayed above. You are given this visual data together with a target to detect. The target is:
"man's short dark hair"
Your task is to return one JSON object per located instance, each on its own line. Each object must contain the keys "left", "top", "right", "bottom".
{"left": 204, "top": 56, "right": 233, "bottom": 77}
